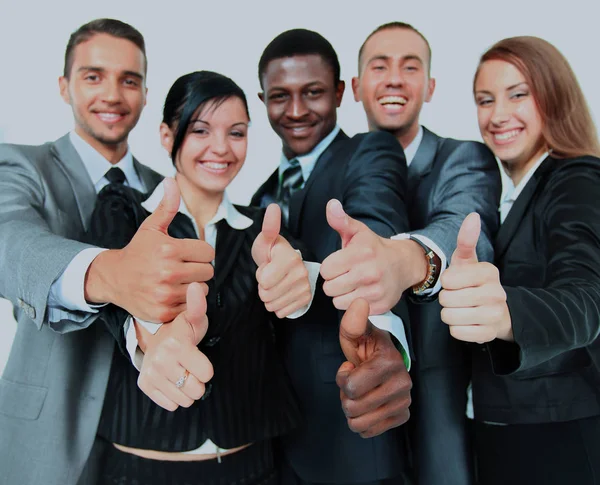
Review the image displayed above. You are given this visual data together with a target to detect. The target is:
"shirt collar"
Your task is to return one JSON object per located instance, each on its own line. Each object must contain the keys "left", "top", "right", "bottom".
{"left": 501, "top": 151, "right": 549, "bottom": 205}
{"left": 404, "top": 125, "right": 424, "bottom": 167}
{"left": 69, "top": 130, "right": 137, "bottom": 187}
{"left": 142, "top": 180, "right": 253, "bottom": 231}
{"left": 278, "top": 124, "right": 341, "bottom": 182}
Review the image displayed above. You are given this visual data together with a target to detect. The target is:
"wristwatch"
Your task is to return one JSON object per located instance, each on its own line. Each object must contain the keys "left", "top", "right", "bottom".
{"left": 408, "top": 235, "right": 439, "bottom": 295}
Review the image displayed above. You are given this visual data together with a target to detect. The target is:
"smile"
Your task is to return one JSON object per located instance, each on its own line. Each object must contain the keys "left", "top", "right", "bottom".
{"left": 199, "top": 160, "right": 231, "bottom": 174}
{"left": 378, "top": 95, "right": 408, "bottom": 106}
{"left": 94, "top": 112, "right": 127, "bottom": 124}
{"left": 492, "top": 129, "right": 522, "bottom": 144}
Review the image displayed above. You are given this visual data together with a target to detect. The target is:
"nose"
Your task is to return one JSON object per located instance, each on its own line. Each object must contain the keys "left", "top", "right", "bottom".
{"left": 287, "top": 94, "right": 310, "bottom": 120}
{"left": 490, "top": 99, "right": 511, "bottom": 126}
{"left": 386, "top": 65, "right": 405, "bottom": 88}
{"left": 210, "top": 132, "right": 229, "bottom": 157}
{"left": 101, "top": 78, "right": 124, "bottom": 104}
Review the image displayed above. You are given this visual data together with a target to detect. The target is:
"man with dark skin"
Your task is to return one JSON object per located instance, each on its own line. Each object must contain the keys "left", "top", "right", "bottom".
{"left": 251, "top": 29, "right": 413, "bottom": 485}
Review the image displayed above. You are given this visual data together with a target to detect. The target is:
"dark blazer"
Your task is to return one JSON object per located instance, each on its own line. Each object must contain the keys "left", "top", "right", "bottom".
{"left": 0, "top": 135, "right": 162, "bottom": 485}
{"left": 406, "top": 128, "right": 501, "bottom": 485}
{"left": 252, "top": 129, "right": 410, "bottom": 484}
{"left": 90, "top": 189, "right": 301, "bottom": 451}
{"left": 472, "top": 155, "right": 600, "bottom": 424}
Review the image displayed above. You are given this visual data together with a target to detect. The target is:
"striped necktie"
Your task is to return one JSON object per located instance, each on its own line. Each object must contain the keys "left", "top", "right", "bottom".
{"left": 277, "top": 158, "right": 303, "bottom": 225}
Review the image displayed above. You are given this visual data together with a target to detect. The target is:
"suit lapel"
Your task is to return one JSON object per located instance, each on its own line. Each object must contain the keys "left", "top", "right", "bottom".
{"left": 51, "top": 134, "right": 97, "bottom": 230}
{"left": 494, "top": 156, "right": 553, "bottom": 259}
{"left": 288, "top": 130, "right": 348, "bottom": 234}
{"left": 251, "top": 170, "right": 279, "bottom": 208}
{"left": 408, "top": 127, "right": 439, "bottom": 188}
{"left": 133, "top": 158, "right": 163, "bottom": 195}
{"left": 214, "top": 220, "right": 248, "bottom": 289}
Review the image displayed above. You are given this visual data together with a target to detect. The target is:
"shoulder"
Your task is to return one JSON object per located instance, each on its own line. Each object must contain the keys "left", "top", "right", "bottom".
{"left": 543, "top": 155, "right": 600, "bottom": 188}
{"left": 0, "top": 140, "right": 55, "bottom": 167}
{"left": 345, "top": 130, "right": 402, "bottom": 151}
{"left": 433, "top": 133, "right": 496, "bottom": 167}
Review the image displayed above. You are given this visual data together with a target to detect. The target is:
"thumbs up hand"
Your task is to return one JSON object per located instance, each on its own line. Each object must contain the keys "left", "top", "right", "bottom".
{"left": 320, "top": 199, "right": 415, "bottom": 314}
{"left": 137, "top": 282, "right": 214, "bottom": 411}
{"left": 336, "top": 299, "right": 412, "bottom": 438}
{"left": 252, "top": 204, "right": 312, "bottom": 318}
{"left": 86, "top": 177, "right": 215, "bottom": 323}
{"left": 439, "top": 213, "right": 513, "bottom": 342}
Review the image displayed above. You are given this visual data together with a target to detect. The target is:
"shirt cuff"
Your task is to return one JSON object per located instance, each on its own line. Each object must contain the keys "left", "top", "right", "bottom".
{"left": 125, "top": 317, "right": 163, "bottom": 371}
{"left": 391, "top": 233, "right": 447, "bottom": 296}
{"left": 369, "top": 312, "right": 411, "bottom": 371}
{"left": 47, "top": 247, "right": 108, "bottom": 320}
{"left": 286, "top": 261, "right": 320, "bottom": 319}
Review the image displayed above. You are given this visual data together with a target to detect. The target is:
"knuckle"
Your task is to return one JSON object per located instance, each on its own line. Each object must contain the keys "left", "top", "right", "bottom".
{"left": 159, "top": 243, "right": 176, "bottom": 259}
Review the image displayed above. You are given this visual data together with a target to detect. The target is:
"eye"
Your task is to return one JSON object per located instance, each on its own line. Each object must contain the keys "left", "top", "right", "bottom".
{"left": 124, "top": 78, "right": 139, "bottom": 87}
{"left": 510, "top": 91, "right": 528, "bottom": 100}
{"left": 404, "top": 65, "right": 418, "bottom": 72}
{"left": 477, "top": 98, "right": 493, "bottom": 107}
{"left": 192, "top": 128, "right": 208, "bottom": 136}
{"left": 269, "top": 92, "right": 287, "bottom": 101}
{"left": 306, "top": 88, "right": 324, "bottom": 97}
{"left": 371, "top": 64, "right": 386, "bottom": 71}
{"left": 230, "top": 130, "right": 246, "bottom": 138}
{"left": 84, "top": 74, "right": 99, "bottom": 82}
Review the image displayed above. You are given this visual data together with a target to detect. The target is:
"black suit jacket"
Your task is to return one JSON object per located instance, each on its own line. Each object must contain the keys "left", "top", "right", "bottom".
{"left": 405, "top": 128, "right": 501, "bottom": 485}
{"left": 473, "top": 155, "right": 600, "bottom": 424}
{"left": 252, "top": 129, "right": 410, "bottom": 483}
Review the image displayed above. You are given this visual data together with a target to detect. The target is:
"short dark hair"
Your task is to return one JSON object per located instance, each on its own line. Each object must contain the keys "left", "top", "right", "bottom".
{"left": 258, "top": 29, "right": 341, "bottom": 88}
{"left": 162, "top": 71, "right": 250, "bottom": 163}
{"left": 358, "top": 22, "right": 432, "bottom": 75}
{"left": 64, "top": 18, "right": 147, "bottom": 78}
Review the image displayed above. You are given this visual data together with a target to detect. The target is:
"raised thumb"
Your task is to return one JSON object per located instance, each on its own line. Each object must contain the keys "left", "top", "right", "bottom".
{"left": 140, "top": 177, "right": 181, "bottom": 234}
{"left": 339, "top": 298, "right": 371, "bottom": 367}
{"left": 326, "top": 199, "right": 363, "bottom": 248}
{"left": 252, "top": 204, "right": 281, "bottom": 266}
{"left": 451, "top": 212, "right": 481, "bottom": 267}
{"left": 184, "top": 282, "right": 209, "bottom": 344}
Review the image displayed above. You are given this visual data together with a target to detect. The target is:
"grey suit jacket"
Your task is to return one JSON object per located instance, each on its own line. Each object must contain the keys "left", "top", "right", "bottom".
{"left": 406, "top": 127, "right": 501, "bottom": 485}
{"left": 0, "top": 135, "right": 162, "bottom": 485}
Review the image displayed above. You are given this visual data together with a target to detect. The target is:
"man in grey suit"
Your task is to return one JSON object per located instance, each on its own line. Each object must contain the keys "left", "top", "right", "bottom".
{"left": 0, "top": 19, "right": 214, "bottom": 484}
{"left": 320, "top": 22, "right": 501, "bottom": 485}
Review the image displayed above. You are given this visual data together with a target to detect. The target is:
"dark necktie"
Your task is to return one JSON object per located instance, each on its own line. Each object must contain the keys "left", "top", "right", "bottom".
{"left": 277, "top": 158, "right": 303, "bottom": 226}
{"left": 105, "top": 167, "right": 127, "bottom": 185}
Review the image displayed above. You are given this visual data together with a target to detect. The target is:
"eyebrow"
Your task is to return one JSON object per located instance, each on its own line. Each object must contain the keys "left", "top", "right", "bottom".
{"left": 77, "top": 66, "right": 144, "bottom": 80}
{"left": 191, "top": 119, "right": 248, "bottom": 127}
{"left": 366, "top": 54, "right": 424, "bottom": 65}
{"left": 475, "top": 82, "right": 528, "bottom": 96}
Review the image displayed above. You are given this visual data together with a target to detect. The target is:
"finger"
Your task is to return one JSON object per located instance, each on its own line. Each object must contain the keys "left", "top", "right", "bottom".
{"left": 182, "top": 283, "right": 209, "bottom": 343}
{"left": 441, "top": 305, "right": 506, "bottom": 328}
{"left": 345, "top": 390, "right": 411, "bottom": 432}
{"left": 178, "top": 373, "right": 206, "bottom": 401}
{"left": 449, "top": 324, "right": 496, "bottom": 343}
{"left": 336, "top": 361, "right": 356, "bottom": 393}
{"left": 141, "top": 372, "right": 194, "bottom": 408}
{"left": 320, "top": 244, "right": 363, "bottom": 283}
{"left": 339, "top": 299, "right": 372, "bottom": 367}
{"left": 325, "top": 199, "right": 367, "bottom": 248}
{"left": 450, "top": 212, "right": 481, "bottom": 267}
{"left": 262, "top": 277, "right": 310, "bottom": 312}
{"left": 341, "top": 373, "right": 411, "bottom": 419}
{"left": 259, "top": 263, "right": 307, "bottom": 302}
{"left": 355, "top": 409, "right": 411, "bottom": 438}
{"left": 139, "top": 177, "right": 181, "bottom": 234}
{"left": 441, "top": 262, "right": 498, "bottom": 291}
{"left": 272, "top": 289, "right": 312, "bottom": 319}
{"left": 142, "top": 386, "right": 179, "bottom": 412}
{"left": 252, "top": 204, "right": 282, "bottom": 267}
{"left": 176, "top": 239, "right": 216, "bottom": 264}
{"left": 257, "top": 250, "right": 300, "bottom": 290}
{"left": 438, "top": 284, "right": 506, "bottom": 309}
{"left": 180, "top": 348, "right": 214, "bottom": 384}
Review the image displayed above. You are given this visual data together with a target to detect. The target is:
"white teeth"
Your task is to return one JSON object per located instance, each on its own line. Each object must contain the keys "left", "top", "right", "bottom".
{"left": 203, "top": 162, "right": 228, "bottom": 170}
{"left": 97, "top": 113, "right": 122, "bottom": 121}
{"left": 379, "top": 95, "right": 407, "bottom": 105}
{"left": 494, "top": 129, "right": 521, "bottom": 141}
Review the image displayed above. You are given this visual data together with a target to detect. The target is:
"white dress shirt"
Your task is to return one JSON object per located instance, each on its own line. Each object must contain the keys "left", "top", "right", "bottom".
{"left": 47, "top": 132, "right": 143, "bottom": 323}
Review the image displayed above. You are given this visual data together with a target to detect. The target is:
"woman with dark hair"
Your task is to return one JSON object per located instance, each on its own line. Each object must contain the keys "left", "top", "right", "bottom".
{"left": 438, "top": 36, "right": 600, "bottom": 484}
{"left": 90, "top": 70, "right": 315, "bottom": 485}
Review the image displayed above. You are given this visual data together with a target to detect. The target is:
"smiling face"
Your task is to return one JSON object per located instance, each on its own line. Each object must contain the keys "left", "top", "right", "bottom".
{"left": 475, "top": 59, "right": 546, "bottom": 182}
{"left": 59, "top": 33, "right": 147, "bottom": 162}
{"left": 161, "top": 96, "right": 249, "bottom": 197}
{"left": 352, "top": 27, "right": 435, "bottom": 148}
{"left": 259, "top": 54, "right": 345, "bottom": 159}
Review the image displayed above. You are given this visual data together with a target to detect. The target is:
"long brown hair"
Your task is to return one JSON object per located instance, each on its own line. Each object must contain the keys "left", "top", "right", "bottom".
{"left": 474, "top": 36, "right": 600, "bottom": 159}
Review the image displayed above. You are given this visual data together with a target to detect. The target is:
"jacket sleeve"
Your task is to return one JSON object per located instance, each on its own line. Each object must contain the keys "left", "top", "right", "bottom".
{"left": 0, "top": 144, "right": 97, "bottom": 331}
{"left": 489, "top": 160, "right": 600, "bottom": 374}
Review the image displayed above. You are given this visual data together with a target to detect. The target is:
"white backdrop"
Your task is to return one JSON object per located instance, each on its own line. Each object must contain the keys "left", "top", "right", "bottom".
{"left": 1, "top": 0, "right": 599, "bottom": 373}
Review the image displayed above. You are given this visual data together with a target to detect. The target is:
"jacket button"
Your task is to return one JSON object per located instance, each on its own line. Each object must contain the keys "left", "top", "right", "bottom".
{"left": 204, "top": 336, "right": 220, "bottom": 347}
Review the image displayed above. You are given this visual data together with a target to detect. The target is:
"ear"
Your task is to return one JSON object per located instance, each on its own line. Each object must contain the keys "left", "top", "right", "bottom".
{"left": 144, "top": 86, "right": 148, "bottom": 107}
{"left": 59, "top": 76, "right": 70, "bottom": 104}
{"left": 425, "top": 77, "right": 436, "bottom": 103}
{"left": 159, "top": 122, "right": 174, "bottom": 155}
{"left": 258, "top": 92, "right": 265, "bottom": 104}
{"left": 351, "top": 76, "right": 361, "bottom": 102}
{"left": 335, "top": 80, "right": 345, "bottom": 107}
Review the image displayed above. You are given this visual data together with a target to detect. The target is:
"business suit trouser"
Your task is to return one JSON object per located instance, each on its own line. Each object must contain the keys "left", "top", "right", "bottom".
{"left": 474, "top": 415, "right": 600, "bottom": 485}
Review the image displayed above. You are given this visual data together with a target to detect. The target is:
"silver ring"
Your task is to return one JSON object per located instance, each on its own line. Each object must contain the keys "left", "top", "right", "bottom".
{"left": 175, "top": 370, "right": 189, "bottom": 389}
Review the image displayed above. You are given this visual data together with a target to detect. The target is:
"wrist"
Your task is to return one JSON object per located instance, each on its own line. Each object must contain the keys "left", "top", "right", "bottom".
{"left": 496, "top": 305, "right": 515, "bottom": 342}
{"left": 84, "top": 249, "right": 121, "bottom": 304}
